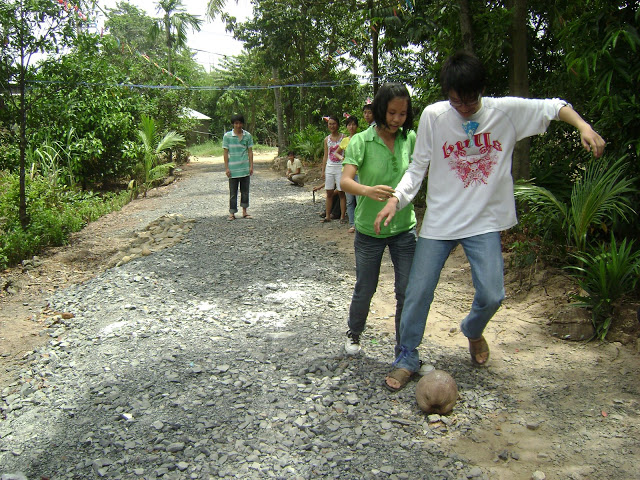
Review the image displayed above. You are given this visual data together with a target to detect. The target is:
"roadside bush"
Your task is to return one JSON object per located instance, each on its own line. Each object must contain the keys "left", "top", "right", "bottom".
{"left": 568, "top": 236, "right": 640, "bottom": 340}
{"left": 0, "top": 127, "right": 19, "bottom": 171}
{"left": 0, "top": 171, "right": 130, "bottom": 269}
{"left": 514, "top": 156, "right": 637, "bottom": 255}
{"left": 27, "top": 35, "right": 146, "bottom": 188}
{"left": 290, "top": 126, "right": 325, "bottom": 164}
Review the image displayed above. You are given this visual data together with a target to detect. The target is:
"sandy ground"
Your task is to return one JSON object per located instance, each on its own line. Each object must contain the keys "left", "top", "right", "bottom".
{"left": 2, "top": 151, "right": 639, "bottom": 479}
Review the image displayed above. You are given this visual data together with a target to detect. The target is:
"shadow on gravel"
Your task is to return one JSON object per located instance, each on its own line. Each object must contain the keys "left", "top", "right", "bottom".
{"left": 1, "top": 161, "right": 493, "bottom": 479}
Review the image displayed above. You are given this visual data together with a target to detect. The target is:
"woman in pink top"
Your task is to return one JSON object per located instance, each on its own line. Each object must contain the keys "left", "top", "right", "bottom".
{"left": 321, "top": 115, "right": 346, "bottom": 223}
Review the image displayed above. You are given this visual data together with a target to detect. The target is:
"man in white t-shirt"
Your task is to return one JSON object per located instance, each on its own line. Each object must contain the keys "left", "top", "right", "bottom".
{"left": 285, "top": 151, "right": 305, "bottom": 186}
{"left": 375, "top": 51, "right": 606, "bottom": 391}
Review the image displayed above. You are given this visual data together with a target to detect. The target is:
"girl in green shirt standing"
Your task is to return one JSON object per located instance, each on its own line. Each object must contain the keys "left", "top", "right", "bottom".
{"left": 340, "top": 83, "right": 417, "bottom": 359}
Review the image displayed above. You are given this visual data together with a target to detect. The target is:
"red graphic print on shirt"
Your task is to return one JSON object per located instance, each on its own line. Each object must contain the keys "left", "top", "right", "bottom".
{"left": 442, "top": 133, "right": 502, "bottom": 188}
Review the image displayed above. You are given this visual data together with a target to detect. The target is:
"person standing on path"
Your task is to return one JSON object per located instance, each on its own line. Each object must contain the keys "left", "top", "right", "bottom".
{"left": 321, "top": 115, "right": 346, "bottom": 224}
{"left": 340, "top": 83, "right": 417, "bottom": 356}
{"left": 375, "top": 51, "right": 606, "bottom": 391}
{"left": 223, "top": 113, "right": 254, "bottom": 220}
{"left": 334, "top": 115, "right": 359, "bottom": 233}
{"left": 363, "top": 102, "right": 375, "bottom": 128}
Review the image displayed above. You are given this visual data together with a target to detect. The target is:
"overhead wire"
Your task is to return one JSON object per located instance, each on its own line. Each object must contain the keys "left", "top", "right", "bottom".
{"left": 25, "top": 77, "right": 380, "bottom": 91}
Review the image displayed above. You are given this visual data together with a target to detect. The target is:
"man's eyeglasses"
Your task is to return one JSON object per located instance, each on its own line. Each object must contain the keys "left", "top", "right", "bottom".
{"left": 449, "top": 95, "right": 481, "bottom": 108}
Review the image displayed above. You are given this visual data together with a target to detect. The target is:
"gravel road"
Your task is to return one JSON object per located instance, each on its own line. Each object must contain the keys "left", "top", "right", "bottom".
{"left": 0, "top": 157, "right": 494, "bottom": 480}
{"left": 3, "top": 156, "right": 637, "bottom": 480}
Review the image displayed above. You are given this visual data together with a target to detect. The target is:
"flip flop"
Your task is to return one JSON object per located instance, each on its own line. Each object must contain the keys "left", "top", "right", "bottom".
{"left": 469, "top": 336, "right": 490, "bottom": 366}
{"left": 227, "top": 215, "right": 236, "bottom": 221}
{"left": 339, "top": 218, "right": 348, "bottom": 224}
{"left": 384, "top": 368, "right": 414, "bottom": 392}
{"left": 242, "top": 214, "right": 253, "bottom": 219}
{"left": 321, "top": 218, "right": 331, "bottom": 223}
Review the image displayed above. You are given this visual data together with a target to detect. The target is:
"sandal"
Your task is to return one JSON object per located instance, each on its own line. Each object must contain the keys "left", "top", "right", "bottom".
{"left": 469, "top": 336, "right": 490, "bottom": 366}
{"left": 339, "top": 218, "right": 348, "bottom": 224}
{"left": 348, "top": 226, "right": 355, "bottom": 233}
{"left": 242, "top": 214, "right": 253, "bottom": 219}
{"left": 227, "top": 214, "right": 236, "bottom": 221}
{"left": 321, "top": 217, "right": 331, "bottom": 223}
{"left": 384, "top": 368, "right": 414, "bottom": 392}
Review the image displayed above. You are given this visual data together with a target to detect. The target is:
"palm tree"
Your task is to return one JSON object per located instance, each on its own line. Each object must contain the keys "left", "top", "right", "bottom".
{"left": 206, "top": 0, "right": 228, "bottom": 20}
{"left": 151, "top": 0, "right": 202, "bottom": 74}
{"left": 513, "top": 156, "right": 636, "bottom": 253}
{"left": 138, "top": 115, "right": 185, "bottom": 196}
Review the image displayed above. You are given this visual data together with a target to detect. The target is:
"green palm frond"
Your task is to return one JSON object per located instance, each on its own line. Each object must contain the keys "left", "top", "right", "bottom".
{"left": 568, "top": 156, "right": 636, "bottom": 251}
{"left": 156, "top": 131, "right": 185, "bottom": 154}
{"left": 515, "top": 156, "right": 636, "bottom": 252}
{"left": 138, "top": 114, "right": 157, "bottom": 154}
{"left": 567, "top": 235, "right": 640, "bottom": 339}
{"left": 137, "top": 116, "right": 184, "bottom": 195}
{"left": 206, "top": 0, "right": 229, "bottom": 20}
{"left": 148, "top": 163, "right": 176, "bottom": 182}
{"left": 514, "top": 182, "right": 568, "bottom": 216}
{"left": 513, "top": 181, "right": 568, "bottom": 232}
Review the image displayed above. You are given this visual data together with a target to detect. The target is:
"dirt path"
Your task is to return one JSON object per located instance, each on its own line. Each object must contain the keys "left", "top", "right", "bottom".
{"left": 2, "top": 151, "right": 640, "bottom": 479}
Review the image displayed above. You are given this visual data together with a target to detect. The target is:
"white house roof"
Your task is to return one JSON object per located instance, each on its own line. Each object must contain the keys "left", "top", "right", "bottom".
{"left": 182, "top": 108, "right": 211, "bottom": 120}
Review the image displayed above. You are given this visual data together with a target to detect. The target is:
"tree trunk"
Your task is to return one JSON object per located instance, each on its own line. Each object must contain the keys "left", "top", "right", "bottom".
{"left": 299, "top": 87, "right": 305, "bottom": 131}
{"left": 18, "top": 6, "right": 28, "bottom": 228}
{"left": 165, "top": 15, "right": 173, "bottom": 74}
{"left": 250, "top": 93, "right": 256, "bottom": 135}
{"left": 508, "top": 0, "right": 531, "bottom": 180}
{"left": 369, "top": 0, "right": 379, "bottom": 96}
{"left": 273, "top": 67, "right": 285, "bottom": 154}
{"left": 458, "top": 0, "right": 473, "bottom": 52}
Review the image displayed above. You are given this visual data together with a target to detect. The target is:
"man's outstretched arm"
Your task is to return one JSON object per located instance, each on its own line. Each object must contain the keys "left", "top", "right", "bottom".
{"left": 558, "top": 105, "right": 606, "bottom": 158}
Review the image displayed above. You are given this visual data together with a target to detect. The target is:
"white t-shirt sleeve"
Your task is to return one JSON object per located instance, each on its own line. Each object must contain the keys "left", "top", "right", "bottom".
{"left": 393, "top": 107, "right": 436, "bottom": 209}
{"left": 494, "top": 97, "right": 568, "bottom": 141}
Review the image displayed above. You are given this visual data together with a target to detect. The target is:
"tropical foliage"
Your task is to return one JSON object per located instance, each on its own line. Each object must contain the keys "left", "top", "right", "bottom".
{"left": 514, "top": 157, "right": 637, "bottom": 253}
{"left": 568, "top": 236, "right": 640, "bottom": 340}
{"left": 137, "top": 115, "right": 185, "bottom": 195}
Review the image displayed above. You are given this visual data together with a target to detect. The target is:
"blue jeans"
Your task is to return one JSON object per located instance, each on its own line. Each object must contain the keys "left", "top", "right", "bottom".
{"left": 394, "top": 232, "right": 505, "bottom": 372}
{"left": 229, "top": 176, "right": 250, "bottom": 213}
{"left": 346, "top": 174, "right": 358, "bottom": 227}
{"left": 348, "top": 229, "right": 416, "bottom": 354}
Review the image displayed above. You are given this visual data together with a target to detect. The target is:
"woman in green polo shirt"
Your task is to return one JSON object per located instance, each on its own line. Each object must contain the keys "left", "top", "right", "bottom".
{"left": 340, "top": 83, "right": 417, "bottom": 359}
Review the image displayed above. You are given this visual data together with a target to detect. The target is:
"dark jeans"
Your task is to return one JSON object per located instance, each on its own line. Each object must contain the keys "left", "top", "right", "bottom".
{"left": 229, "top": 176, "right": 250, "bottom": 213}
{"left": 347, "top": 229, "right": 416, "bottom": 354}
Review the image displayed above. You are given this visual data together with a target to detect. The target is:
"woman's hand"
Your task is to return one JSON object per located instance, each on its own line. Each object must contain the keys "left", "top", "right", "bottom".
{"left": 366, "top": 185, "right": 395, "bottom": 202}
{"left": 374, "top": 197, "right": 399, "bottom": 234}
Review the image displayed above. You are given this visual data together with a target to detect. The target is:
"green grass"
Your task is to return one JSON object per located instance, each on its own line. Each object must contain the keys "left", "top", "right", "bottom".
{"left": 188, "top": 141, "right": 276, "bottom": 157}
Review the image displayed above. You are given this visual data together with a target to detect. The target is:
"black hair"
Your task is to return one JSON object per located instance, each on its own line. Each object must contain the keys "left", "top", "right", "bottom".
{"left": 326, "top": 115, "right": 340, "bottom": 126}
{"left": 230, "top": 113, "right": 245, "bottom": 124}
{"left": 440, "top": 51, "right": 486, "bottom": 101}
{"left": 287, "top": 150, "right": 295, "bottom": 156}
{"left": 372, "top": 83, "right": 413, "bottom": 139}
{"left": 345, "top": 115, "right": 359, "bottom": 126}
{"left": 362, "top": 104, "right": 373, "bottom": 112}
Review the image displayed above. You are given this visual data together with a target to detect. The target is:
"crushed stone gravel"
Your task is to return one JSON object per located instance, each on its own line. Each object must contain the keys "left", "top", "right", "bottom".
{"left": 1, "top": 159, "right": 514, "bottom": 479}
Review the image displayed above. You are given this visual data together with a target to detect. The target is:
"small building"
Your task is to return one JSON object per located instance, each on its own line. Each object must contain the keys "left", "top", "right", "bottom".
{"left": 182, "top": 108, "right": 211, "bottom": 146}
